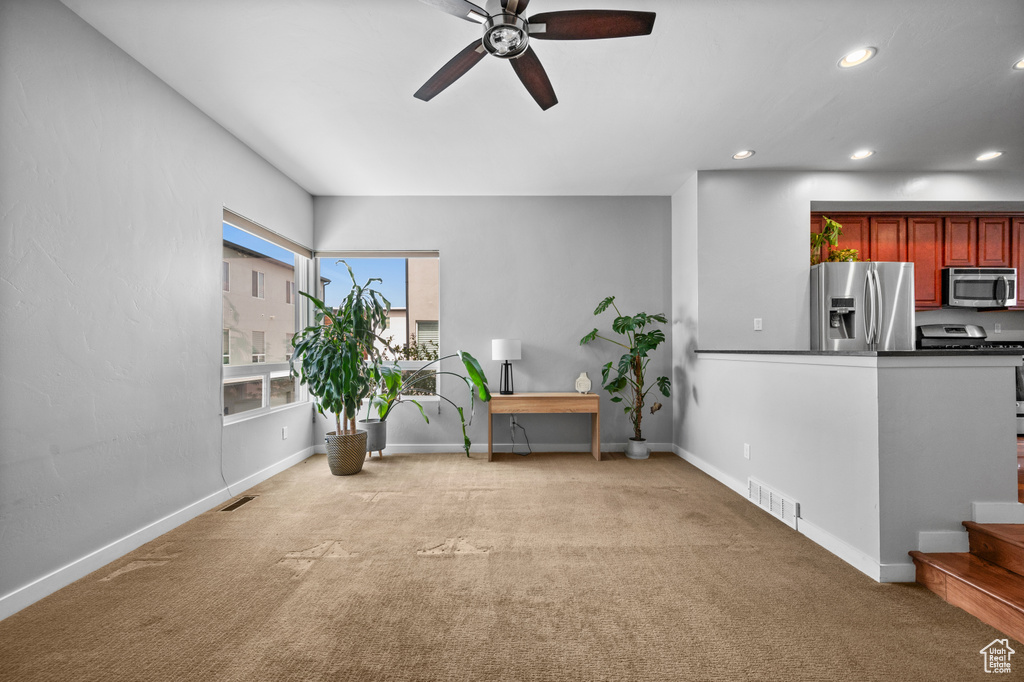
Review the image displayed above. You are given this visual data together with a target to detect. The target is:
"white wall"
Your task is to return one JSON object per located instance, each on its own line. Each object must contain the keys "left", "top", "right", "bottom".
{"left": 695, "top": 171, "right": 1024, "bottom": 351}
{"left": 314, "top": 196, "right": 673, "bottom": 452}
{"left": 0, "top": 0, "right": 313, "bottom": 618}
{"left": 672, "top": 170, "right": 1024, "bottom": 580}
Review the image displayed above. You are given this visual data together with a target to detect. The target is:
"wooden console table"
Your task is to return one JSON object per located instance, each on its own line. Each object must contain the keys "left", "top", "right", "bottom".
{"left": 487, "top": 392, "right": 601, "bottom": 461}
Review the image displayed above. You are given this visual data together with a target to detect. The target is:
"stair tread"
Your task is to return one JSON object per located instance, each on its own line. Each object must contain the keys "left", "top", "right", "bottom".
{"left": 963, "top": 522, "right": 1024, "bottom": 548}
{"left": 911, "top": 551, "right": 1024, "bottom": 609}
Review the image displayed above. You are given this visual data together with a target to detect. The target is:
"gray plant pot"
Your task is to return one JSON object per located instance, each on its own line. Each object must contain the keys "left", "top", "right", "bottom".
{"left": 357, "top": 419, "right": 387, "bottom": 456}
{"left": 625, "top": 438, "right": 650, "bottom": 460}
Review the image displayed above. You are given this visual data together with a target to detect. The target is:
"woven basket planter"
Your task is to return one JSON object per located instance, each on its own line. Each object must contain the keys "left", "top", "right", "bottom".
{"left": 325, "top": 430, "right": 368, "bottom": 476}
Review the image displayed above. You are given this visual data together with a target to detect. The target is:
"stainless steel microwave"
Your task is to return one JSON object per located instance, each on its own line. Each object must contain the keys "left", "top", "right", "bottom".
{"left": 942, "top": 267, "right": 1017, "bottom": 308}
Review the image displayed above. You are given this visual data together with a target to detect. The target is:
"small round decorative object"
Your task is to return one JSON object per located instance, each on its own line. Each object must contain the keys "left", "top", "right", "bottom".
{"left": 575, "top": 371, "right": 592, "bottom": 394}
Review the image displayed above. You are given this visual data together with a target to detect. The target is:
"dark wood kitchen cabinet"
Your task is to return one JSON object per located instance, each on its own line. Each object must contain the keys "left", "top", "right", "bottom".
{"left": 978, "top": 217, "right": 1011, "bottom": 267}
{"left": 811, "top": 212, "right": 1022, "bottom": 311}
{"left": 944, "top": 217, "right": 977, "bottom": 266}
{"left": 907, "top": 216, "right": 944, "bottom": 309}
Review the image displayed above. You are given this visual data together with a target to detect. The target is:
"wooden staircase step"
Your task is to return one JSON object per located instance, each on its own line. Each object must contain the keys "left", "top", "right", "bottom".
{"left": 910, "top": 551, "right": 1024, "bottom": 643}
{"left": 963, "top": 522, "right": 1024, "bottom": 578}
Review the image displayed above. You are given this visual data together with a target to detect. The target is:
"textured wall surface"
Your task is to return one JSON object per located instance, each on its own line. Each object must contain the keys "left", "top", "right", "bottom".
{"left": 314, "top": 195, "right": 673, "bottom": 451}
{"left": 0, "top": 0, "right": 312, "bottom": 613}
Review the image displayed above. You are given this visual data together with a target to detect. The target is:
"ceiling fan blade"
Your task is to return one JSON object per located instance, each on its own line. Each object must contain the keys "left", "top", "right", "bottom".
{"left": 418, "top": 0, "right": 490, "bottom": 24}
{"left": 528, "top": 10, "right": 656, "bottom": 40}
{"left": 501, "top": 0, "right": 531, "bottom": 15}
{"left": 414, "top": 40, "right": 487, "bottom": 102}
{"left": 509, "top": 47, "right": 557, "bottom": 110}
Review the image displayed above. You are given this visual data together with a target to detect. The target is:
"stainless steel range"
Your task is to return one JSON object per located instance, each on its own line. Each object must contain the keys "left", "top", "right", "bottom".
{"left": 916, "top": 324, "right": 1024, "bottom": 435}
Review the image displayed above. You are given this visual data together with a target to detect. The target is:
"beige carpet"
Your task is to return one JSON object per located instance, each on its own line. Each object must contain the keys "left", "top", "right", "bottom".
{"left": 0, "top": 451, "right": 1012, "bottom": 681}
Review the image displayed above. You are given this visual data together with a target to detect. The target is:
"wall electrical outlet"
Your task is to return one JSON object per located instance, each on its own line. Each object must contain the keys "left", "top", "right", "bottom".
{"left": 753, "top": 318, "right": 763, "bottom": 331}
{"left": 282, "top": 426, "right": 288, "bottom": 440}
{"left": 743, "top": 443, "right": 751, "bottom": 459}
{"left": 995, "top": 323, "right": 1003, "bottom": 334}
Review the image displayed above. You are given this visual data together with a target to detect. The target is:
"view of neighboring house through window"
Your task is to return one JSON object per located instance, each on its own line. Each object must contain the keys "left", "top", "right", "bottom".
{"left": 317, "top": 254, "right": 440, "bottom": 395}
{"left": 223, "top": 218, "right": 308, "bottom": 418}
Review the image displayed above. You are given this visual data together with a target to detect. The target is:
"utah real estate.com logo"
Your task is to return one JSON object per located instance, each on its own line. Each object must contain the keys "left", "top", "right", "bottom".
{"left": 980, "top": 639, "right": 1015, "bottom": 674}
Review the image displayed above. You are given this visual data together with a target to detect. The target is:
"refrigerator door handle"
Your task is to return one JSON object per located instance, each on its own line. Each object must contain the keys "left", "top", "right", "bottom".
{"left": 864, "top": 268, "right": 876, "bottom": 345}
{"left": 872, "top": 268, "right": 883, "bottom": 346}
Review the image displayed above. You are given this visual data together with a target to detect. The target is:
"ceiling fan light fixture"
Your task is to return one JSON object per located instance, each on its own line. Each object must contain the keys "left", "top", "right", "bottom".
{"left": 976, "top": 151, "right": 1004, "bottom": 161}
{"left": 732, "top": 150, "right": 755, "bottom": 160}
{"left": 1013, "top": 58, "right": 1024, "bottom": 70}
{"left": 483, "top": 14, "right": 529, "bottom": 59}
{"left": 850, "top": 149, "right": 875, "bottom": 160}
{"left": 839, "top": 47, "right": 877, "bottom": 68}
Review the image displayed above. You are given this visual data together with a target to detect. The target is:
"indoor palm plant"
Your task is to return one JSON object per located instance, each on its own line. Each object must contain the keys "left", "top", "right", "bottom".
{"left": 580, "top": 296, "right": 671, "bottom": 460}
{"left": 290, "top": 262, "right": 390, "bottom": 475}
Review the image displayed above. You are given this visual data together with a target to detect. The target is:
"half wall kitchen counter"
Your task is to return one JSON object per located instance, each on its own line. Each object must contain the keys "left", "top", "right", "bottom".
{"left": 683, "top": 349, "right": 1021, "bottom": 583}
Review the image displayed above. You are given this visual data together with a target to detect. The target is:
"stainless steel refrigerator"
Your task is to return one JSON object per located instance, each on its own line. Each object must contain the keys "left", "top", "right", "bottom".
{"left": 810, "top": 262, "right": 916, "bottom": 351}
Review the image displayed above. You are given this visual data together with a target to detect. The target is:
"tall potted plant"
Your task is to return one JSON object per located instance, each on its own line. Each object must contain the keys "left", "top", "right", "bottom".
{"left": 290, "top": 262, "right": 390, "bottom": 475}
{"left": 580, "top": 296, "right": 671, "bottom": 460}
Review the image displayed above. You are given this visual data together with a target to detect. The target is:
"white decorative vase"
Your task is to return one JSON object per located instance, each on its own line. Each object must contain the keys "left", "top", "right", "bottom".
{"left": 625, "top": 438, "right": 649, "bottom": 460}
{"left": 575, "top": 371, "right": 592, "bottom": 393}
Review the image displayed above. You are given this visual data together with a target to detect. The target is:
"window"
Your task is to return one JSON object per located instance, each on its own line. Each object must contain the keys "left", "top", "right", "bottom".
{"left": 315, "top": 252, "right": 441, "bottom": 400}
{"left": 252, "top": 330, "right": 266, "bottom": 363}
{"left": 252, "top": 270, "right": 265, "bottom": 299}
{"left": 223, "top": 211, "right": 311, "bottom": 420}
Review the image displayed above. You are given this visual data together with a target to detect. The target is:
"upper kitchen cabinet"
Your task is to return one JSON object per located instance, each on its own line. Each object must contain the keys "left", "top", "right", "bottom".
{"left": 978, "top": 217, "right": 1011, "bottom": 267}
{"left": 906, "top": 216, "right": 943, "bottom": 309}
{"left": 810, "top": 212, "right": 1021, "bottom": 311}
{"left": 1011, "top": 218, "right": 1024, "bottom": 310}
{"left": 870, "top": 216, "right": 907, "bottom": 262}
{"left": 943, "top": 217, "right": 977, "bottom": 266}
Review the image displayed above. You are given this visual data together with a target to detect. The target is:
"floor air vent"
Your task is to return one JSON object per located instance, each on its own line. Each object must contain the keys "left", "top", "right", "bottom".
{"left": 220, "top": 495, "right": 257, "bottom": 512}
{"left": 747, "top": 478, "right": 799, "bottom": 529}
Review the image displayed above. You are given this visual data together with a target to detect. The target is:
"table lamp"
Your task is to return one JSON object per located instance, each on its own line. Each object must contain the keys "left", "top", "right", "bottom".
{"left": 491, "top": 339, "right": 521, "bottom": 395}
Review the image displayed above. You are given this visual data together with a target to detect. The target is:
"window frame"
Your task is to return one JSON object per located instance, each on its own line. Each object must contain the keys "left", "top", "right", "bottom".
{"left": 222, "top": 209, "right": 312, "bottom": 424}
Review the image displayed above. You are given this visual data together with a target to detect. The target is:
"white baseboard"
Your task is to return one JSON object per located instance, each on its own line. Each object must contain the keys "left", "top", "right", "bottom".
{"left": 316, "top": 443, "right": 674, "bottom": 456}
{"left": 671, "top": 445, "right": 915, "bottom": 583}
{"left": 918, "top": 530, "right": 970, "bottom": 553}
{"left": 227, "top": 446, "right": 315, "bottom": 496}
{"left": 972, "top": 501, "right": 1024, "bottom": 523}
{"left": 0, "top": 446, "right": 314, "bottom": 622}
{"left": 671, "top": 445, "right": 746, "bottom": 496}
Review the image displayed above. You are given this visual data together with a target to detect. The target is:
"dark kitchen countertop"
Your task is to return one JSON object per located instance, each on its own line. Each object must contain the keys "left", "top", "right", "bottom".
{"left": 696, "top": 348, "right": 1024, "bottom": 357}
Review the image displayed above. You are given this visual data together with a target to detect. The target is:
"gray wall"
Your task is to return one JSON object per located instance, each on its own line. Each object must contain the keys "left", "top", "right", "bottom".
{"left": 0, "top": 0, "right": 313, "bottom": 617}
{"left": 314, "top": 196, "right": 673, "bottom": 452}
{"left": 694, "top": 171, "right": 1024, "bottom": 351}
{"left": 672, "top": 170, "right": 1024, "bottom": 579}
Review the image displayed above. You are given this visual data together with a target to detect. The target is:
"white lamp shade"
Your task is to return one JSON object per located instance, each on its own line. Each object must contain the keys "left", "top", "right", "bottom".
{"left": 492, "top": 338, "right": 522, "bottom": 361}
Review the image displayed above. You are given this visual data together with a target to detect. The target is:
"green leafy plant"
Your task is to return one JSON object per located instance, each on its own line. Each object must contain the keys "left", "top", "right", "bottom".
{"left": 810, "top": 215, "right": 844, "bottom": 265}
{"left": 580, "top": 296, "right": 671, "bottom": 442}
{"left": 827, "top": 247, "right": 859, "bottom": 262}
{"left": 290, "top": 262, "right": 390, "bottom": 437}
{"left": 366, "top": 353, "right": 491, "bottom": 457}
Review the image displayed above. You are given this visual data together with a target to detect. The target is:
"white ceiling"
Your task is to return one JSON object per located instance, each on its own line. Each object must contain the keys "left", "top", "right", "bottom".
{"left": 61, "top": 0, "right": 1024, "bottom": 196}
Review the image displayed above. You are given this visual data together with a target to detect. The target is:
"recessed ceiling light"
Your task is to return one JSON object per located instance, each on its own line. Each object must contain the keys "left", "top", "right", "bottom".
{"left": 732, "top": 150, "right": 755, "bottom": 160}
{"left": 976, "top": 151, "right": 1004, "bottom": 161}
{"left": 850, "top": 149, "right": 875, "bottom": 160}
{"left": 1013, "top": 58, "right": 1024, "bottom": 70}
{"left": 839, "top": 47, "right": 877, "bottom": 68}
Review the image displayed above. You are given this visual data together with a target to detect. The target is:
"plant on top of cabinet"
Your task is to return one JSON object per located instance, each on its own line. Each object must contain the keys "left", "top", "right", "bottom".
{"left": 806, "top": 215, "right": 856, "bottom": 262}
{"left": 580, "top": 296, "right": 671, "bottom": 460}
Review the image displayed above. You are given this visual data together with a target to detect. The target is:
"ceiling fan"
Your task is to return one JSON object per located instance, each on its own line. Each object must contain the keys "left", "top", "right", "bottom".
{"left": 414, "top": 0, "right": 656, "bottom": 110}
